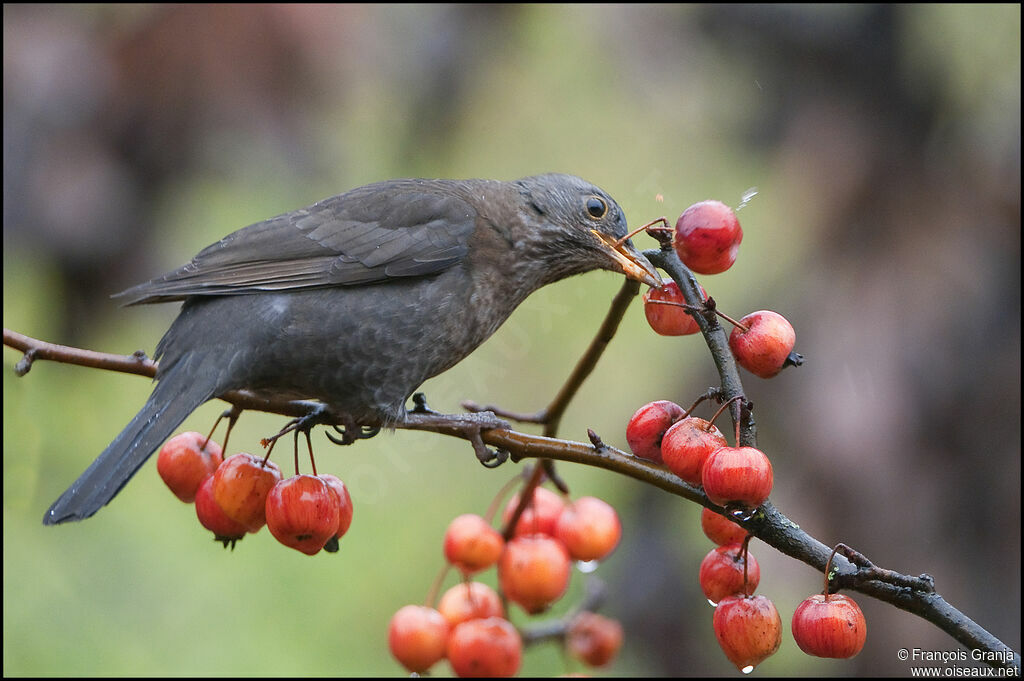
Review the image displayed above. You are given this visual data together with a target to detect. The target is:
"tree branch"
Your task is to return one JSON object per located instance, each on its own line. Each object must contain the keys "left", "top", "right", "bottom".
{"left": 4, "top": 276, "right": 1019, "bottom": 676}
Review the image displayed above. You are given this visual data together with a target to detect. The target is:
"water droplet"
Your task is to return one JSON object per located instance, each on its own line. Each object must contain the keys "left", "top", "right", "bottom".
{"left": 742, "top": 664, "right": 755, "bottom": 674}
{"left": 728, "top": 506, "right": 756, "bottom": 522}
{"left": 576, "top": 559, "right": 599, "bottom": 574}
{"left": 736, "top": 187, "right": 759, "bottom": 212}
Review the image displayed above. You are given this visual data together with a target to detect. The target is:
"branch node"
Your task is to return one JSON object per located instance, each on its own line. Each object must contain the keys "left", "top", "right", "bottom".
{"left": 14, "top": 348, "right": 36, "bottom": 376}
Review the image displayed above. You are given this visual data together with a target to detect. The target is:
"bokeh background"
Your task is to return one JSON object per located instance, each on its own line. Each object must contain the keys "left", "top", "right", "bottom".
{"left": 3, "top": 4, "right": 1019, "bottom": 677}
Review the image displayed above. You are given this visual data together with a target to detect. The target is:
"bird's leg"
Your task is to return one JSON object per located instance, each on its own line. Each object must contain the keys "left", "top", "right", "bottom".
{"left": 258, "top": 401, "right": 336, "bottom": 449}
{"left": 406, "top": 393, "right": 511, "bottom": 468}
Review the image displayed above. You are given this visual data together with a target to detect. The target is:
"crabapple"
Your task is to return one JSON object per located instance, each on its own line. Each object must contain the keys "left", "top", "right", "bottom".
{"left": 661, "top": 417, "right": 728, "bottom": 485}
{"left": 437, "top": 582, "right": 504, "bottom": 629}
{"left": 674, "top": 200, "right": 743, "bottom": 274}
{"left": 211, "top": 453, "right": 282, "bottom": 533}
{"left": 625, "top": 400, "right": 687, "bottom": 464}
{"left": 792, "top": 593, "right": 867, "bottom": 658}
{"left": 699, "top": 543, "right": 760, "bottom": 605}
{"left": 447, "top": 617, "right": 522, "bottom": 678}
{"left": 643, "top": 281, "right": 705, "bottom": 336}
{"left": 498, "top": 535, "right": 571, "bottom": 614}
{"left": 728, "top": 310, "right": 796, "bottom": 379}
{"left": 265, "top": 475, "right": 341, "bottom": 555}
{"left": 713, "top": 594, "right": 782, "bottom": 673}
{"left": 444, "top": 514, "right": 504, "bottom": 574}
{"left": 702, "top": 446, "right": 773, "bottom": 509}
{"left": 388, "top": 605, "right": 450, "bottom": 674}
{"left": 157, "top": 431, "right": 223, "bottom": 503}
{"left": 554, "top": 496, "right": 622, "bottom": 562}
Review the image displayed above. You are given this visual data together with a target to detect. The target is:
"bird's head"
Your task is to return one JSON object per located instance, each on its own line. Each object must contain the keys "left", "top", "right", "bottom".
{"left": 512, "top": 174, "right": 661, "bottom": 289}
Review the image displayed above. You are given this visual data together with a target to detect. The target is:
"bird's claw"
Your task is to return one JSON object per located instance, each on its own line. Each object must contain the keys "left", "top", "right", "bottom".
{"left": 325, "top": 423, "right": 381, "bottom": 446}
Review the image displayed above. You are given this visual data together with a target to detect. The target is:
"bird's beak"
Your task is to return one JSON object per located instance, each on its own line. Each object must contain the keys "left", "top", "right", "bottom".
{"left": 591, "top": 230, "right": 662, "bottom": 288}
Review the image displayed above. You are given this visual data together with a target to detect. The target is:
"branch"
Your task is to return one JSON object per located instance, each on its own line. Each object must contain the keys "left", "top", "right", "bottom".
{"left": 4, "top": 307, "right": 1019, "bottom": 673}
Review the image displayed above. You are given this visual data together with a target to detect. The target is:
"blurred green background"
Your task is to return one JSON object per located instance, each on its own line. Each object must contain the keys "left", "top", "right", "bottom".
{"left": 3, "top": 4, "right": 1019, "bottom": 677}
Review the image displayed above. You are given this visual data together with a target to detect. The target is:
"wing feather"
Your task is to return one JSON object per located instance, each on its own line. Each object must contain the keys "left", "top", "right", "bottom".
{"left": 116, "top": 180, "right": 477, "bottom": 305}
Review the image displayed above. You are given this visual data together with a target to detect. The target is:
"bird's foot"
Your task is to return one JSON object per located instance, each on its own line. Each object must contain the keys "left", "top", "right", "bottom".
{"left": 325, "top": 421, "right": 381, "bottom": 446}
{"left": 259, "top": 402, "right": 380, "bottom": 450}
{"left": 260, "top": 401, "right": 330, "bottom": 451}
{"left": 403, "top": 403, "right": 511, "bottom": 468}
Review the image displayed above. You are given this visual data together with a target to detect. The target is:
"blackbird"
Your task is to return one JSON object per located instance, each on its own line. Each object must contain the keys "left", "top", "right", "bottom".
{"left": 44, "top": 173, "right": 660, "bottom": 525}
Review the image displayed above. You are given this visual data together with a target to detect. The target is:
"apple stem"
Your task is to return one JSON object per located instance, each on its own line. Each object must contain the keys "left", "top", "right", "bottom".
{"left": 617, "top": 216, "right": 671, "bottom": 248}
{"left": 682, "top": 388, "right": 722, "bottom": 421}
{"left": 305, "top": 430, "right": 318, "bottom": 476}
{"left": 714, "top": 309, "right": 750, "bottom": 333}
{"left": 708, "top": 394, "right": 744, "bottom": 441}
{"left": 203, "top": 404, "right": 240, "bottom": 453}
{"left": 260, "top": 438, "right": 277, "bottom": 468}
{"left": 823, "top": 544, "right": 845, "bottom": 600}
{"left": 484, "top": 472, "right": 526, "bottom": 524}
{"left": 648, "top": 298, "right": 751, "bottom": 333}
{"left": 424, "top": 562, "right": 452, "bottom": 610}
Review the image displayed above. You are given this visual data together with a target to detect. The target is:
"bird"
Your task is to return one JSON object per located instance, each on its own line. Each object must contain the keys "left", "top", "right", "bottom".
{"left": 43, "top": 173, "right": 661, "bottom": 525}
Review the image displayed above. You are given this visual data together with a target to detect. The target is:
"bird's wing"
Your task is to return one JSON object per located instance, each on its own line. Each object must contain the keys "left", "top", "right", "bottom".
{"left": 115, "top": 181, "right": 478, "bottom": 305}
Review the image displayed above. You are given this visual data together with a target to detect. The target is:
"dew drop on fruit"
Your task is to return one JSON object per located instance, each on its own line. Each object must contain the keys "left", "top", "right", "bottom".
{"left": 741, "top": 664, "right": 755, "bottom": 674}
{"left": 576, "top": 559, "right": 599, "bottom": 574}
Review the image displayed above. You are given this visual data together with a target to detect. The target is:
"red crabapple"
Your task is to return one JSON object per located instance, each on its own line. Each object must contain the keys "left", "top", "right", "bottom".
{"left": 502, "top": 486, "right": 566, "bottom": 537}
{"left": 555, "top": 496, "right": 622, "bottom": 562}
{"left": 211, "top": 453, "right": 282, "bottom": 533}
{"left": 792, "top": 593, "right": 867, "bottom": 658}
{"left": 699, "top": 543, "right": 760, "bottom": 605}
{"left": 713, "top": 594, "right": 783, "bottom": 672}
{"left": 566, "top": 611, "right": 624, "bottom": 667}
{"left": 318, "top": 473, "right": 354, "bottom": 541}
{"left": 702, "top": 446, "right": 774, "bottom": 509}
{"left": 701, "top": 507, "right": 749, "bottom": 546}
{"left": 499, "top": 535, "right": 571, "bottom": 614}
{"left": 625, "top": 400, "right": 687, "bottom": 464}
{"left": 728, "top": 310, "right": 796, "bottom": 379}
{"left": 194, "top": 475, "right": 246, "bottom": 547}
{"left": 444, "top": 514, "right": 505, "bottom": 574}
{"left": 661, "top": 417, "right": 728, "bottom": 485}
{"left": 388, "top": 604, "right": 450, "bottom": 674}
{"left": 437, "top": 582, "right": 504, "bottom": 629}
{"left": 643, "top": 281, "right": 705, "bottom": 336}
{"left": 674, "top": 200, "right": 743, "bottom": 274}
{"left": 157, "top": 431, "right": 223, "bottom": 503}
{"left": 264, "top": 474, "right": 341, "bottom": 555}
{"left": 447, "top": 617, "right": 522, "bottom": 678}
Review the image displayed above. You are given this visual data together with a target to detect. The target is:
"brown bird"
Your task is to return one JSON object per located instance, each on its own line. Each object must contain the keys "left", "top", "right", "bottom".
{"left": 44, "top": 173, "right": 660, "bottom": 525}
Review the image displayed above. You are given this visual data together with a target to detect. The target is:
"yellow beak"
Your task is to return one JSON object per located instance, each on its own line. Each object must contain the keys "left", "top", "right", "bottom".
{"left": 591, "top": 230, "right": 662, "bottom": 288}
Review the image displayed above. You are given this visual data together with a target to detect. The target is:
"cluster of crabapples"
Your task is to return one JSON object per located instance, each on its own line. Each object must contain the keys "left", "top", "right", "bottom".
{"left": 625, "top": 199, "right": 867, "bottom": 672}
{"left": 156, "top": 431, "right": 353, "bottom": 555}
{"left": 388, "top": 486, "right": 625, "bottom": 676}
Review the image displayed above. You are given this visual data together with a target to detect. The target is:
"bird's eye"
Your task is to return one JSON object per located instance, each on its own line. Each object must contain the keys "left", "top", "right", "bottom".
{"left": 585, "top": 196, "right": 607, "bottom": 220}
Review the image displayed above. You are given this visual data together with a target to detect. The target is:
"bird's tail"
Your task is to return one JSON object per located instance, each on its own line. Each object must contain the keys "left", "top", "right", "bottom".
{"left": 43, "top": 356, "right": 217, "bottom": 525}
